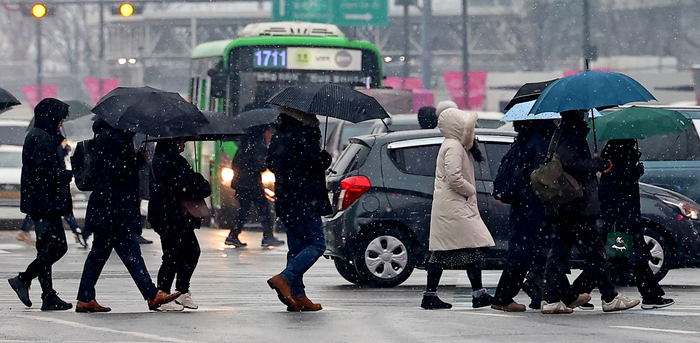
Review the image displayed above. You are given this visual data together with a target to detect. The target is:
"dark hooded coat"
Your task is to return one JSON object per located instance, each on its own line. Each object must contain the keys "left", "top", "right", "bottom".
{"left": 84, "top": 119, "right": 144, "bottom": 234}
{"left": 551, "top": 112, "right": 607, "bottom": 218}
{"left": 266, "top": 113, "right": 332, "bottom": 221}
{"left": 231, "top": 128, "right": 268, "bottom": 192}
{"left": 20, "top": 98, "right": 73, "bottom": 218}
{"left": 148, "top": 140, "right": 211, "bottom": 234}
{"left": 507, "top": 121, "right": 555, "bottom": 271}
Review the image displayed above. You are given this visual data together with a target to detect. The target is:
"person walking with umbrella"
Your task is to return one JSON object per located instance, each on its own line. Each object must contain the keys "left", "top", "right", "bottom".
{"left": 149, "top": 139, "right": 212, "bottom": 310}
{"left": 75, "top": 119, "right": 182, "bottom": 312}
{"left": 8, "top": 98, "right": 73, "bottom": 311}
{"left": 225, "top": 124, "right": 284, "bottom": 248}
{"left": 265, "top": 106, "right": 333, "bottom": 312}
{"left": 540, "top": 110, "right": 640, "bottom": 314}
{"left": 421, "top": 108, "right": 495, "bottom": 310}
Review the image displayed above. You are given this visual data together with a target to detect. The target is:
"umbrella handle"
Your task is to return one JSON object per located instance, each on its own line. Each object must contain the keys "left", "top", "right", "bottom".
{"left": 323, "top": 116, "right": 328, "bottom": 150}
{"left": 590, "top": 109, "right": 598, "bottom": 154}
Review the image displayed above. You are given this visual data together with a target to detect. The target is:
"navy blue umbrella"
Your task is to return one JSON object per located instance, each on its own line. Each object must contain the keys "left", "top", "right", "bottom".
{"left": 529, "top": 71, "right": 656, "bottom": 114}
{"left": 266, "top": 84, "right": 390, "bottom": 123}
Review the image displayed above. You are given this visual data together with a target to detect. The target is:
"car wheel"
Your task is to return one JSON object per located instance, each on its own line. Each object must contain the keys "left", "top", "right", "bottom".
{"left": 353, "top": 227, "right": 415, "bottom": 288}
{"left": 333, "top": 259, "right": 367, "bottom": 285}
{"left": 641, "top": 225, "right": 673, "bottom": 281}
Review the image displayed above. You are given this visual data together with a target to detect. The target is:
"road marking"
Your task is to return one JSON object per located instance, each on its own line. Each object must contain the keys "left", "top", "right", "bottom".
{"left": 0, "top": 244, "right": 24, "bottom": 250}
{"left": 11, "top": 314, "right": 191, "bottom": 343}
{"left": 0, "top": 250, "right": 9, "bottom": 254}
{"left": 610, "top": 325, "right": 699, "bottom": 334}
{"left": 458, "top": 310, "right": 519, "bottom": 318}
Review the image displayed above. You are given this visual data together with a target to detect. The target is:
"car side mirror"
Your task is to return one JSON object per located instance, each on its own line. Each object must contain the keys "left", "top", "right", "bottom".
{"left": 207, "top": 68, "right": 227, "bottom": 98}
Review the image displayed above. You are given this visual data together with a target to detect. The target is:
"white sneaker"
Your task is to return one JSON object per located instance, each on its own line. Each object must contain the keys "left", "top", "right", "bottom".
{"left": 602, "top": 293, "right": 640, "bottom": 312}
{"left": 541, "top": 301, "right": 573, "bottom": 314}
{"left": 175, "top": 292, "right": 198, "bottom": 309}
{"left": 153, "top": 300, "right": 185, "bottom": 312}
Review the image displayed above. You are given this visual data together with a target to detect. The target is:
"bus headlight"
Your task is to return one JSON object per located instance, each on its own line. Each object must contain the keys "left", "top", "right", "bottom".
{"left": 220, "top": 167, "right": 234, "bottom": 185}
{"left": 261, "top": 170, "right": 275, "bottom": 187}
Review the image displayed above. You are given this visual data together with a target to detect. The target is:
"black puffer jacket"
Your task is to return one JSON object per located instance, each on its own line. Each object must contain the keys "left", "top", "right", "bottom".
{"left": 148, "top": 140, "right": 211, "bottom": 234}
{"left": 84, "top": 119, "right": 143, "bottom": 234}
{"left": 231, "top": 129, "right": 268, "bottom": 191}
{"left": 20, "top": 98, "right": 73, "bottom": 218}
{"left": 554, "top": 112, "right": 607, "bottom": 218}
{"left": 266, "top": 113, "right": 332, "bottom": 221}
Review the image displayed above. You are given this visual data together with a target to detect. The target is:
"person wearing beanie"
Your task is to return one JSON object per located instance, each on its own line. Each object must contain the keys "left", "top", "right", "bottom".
{"left": 9, "top": 98, "right": 73, "bottom": 310}
{"left": 436, "top": 100, "right": 458, "bottom": 115}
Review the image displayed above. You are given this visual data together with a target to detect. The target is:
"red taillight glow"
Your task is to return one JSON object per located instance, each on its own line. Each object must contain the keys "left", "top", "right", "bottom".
{"left": 338, "top": 176, "right": 371, "bottom": 211}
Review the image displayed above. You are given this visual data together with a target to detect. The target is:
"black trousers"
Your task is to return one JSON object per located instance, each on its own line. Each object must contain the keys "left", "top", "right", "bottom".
{"left": 77, "top": 231, "right": 158, "bottom": 302}
{"left": 157, "top": 229, "right": 200, "bottom": 294}
{"left": 573, "top": 225, "right": 664, "bottom": 300}
{"left": 231, "top": 187, "right": 275, "bottom": 239}
{"left": 543, "top": 215, "right": 617, "bottom": 304}
{"left": 19, "top": 216, "right": 67, "bottom": 295}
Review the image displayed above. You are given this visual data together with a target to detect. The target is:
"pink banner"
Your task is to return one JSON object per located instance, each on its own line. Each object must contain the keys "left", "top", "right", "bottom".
{"left": 384, "top": 77, "right": 423, "bottom": 90}
{"left": 84, "top": 78, "right": 120, "bottom": 104}
{"left": 21, "top": 84, "right": 58, "bottom": 109}
{"left": 443, "top": 71, "right": 488, "bottom": 110}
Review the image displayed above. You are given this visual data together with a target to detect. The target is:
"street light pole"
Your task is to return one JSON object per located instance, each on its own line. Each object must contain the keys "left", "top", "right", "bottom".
{"left": 461, "top": 0, "right": 469, "bottom": 109}
{"left": 36, "top": 19, "right": 43, "bottom": 100}
{"left": 98, "top": 0, "right": 104, "bottom": 99}
{"left": 420, "top": 0, "right": 432, "bottom": 89}
{"left": 402, "top": 2, "right": 410, "bottom": 89}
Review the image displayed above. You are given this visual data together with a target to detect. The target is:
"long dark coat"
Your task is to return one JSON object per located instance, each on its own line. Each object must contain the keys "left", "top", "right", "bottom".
{"left": 507, "top": 124, "right": 553, "bottom": 272}
{"left": 84, "top": 120, "right": 143, "bottom": 234}
{"left": 20, "top": 99, "right": 72, "bottom": 218}
{"left": 148, "top": 141, "right": 211, "bottom": 234}
{"left": 231, "top": 130, "right": 268, "bottom": 192}
{"left": 554, "top": 113, "right": 607, "bottom": 218}
{"left": 266, "top": 113, "right": 332, "bottom": 221}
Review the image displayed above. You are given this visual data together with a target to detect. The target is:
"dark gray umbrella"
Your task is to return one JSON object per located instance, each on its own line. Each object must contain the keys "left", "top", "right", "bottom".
{"left": 232, "top": 108, "right": 279, "bottom": 131}
{"left": 502, "top": 79, "right": 558, "bottom": 111}
{"left": 0, "top": 88, "right": 21, "bottom": 113}
{"left": 92, "top": 86, "right": 208, "bottom": 138}
{"left": 146, "top": 111, "right": 244, "bottom": 142}
{"left": 266, "top": 84, "right": 390, "bottom": 123}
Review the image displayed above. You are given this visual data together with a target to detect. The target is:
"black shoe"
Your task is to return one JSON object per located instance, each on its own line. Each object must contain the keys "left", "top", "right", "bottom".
{"left": 225, "top": 236, "right": 247, "bottom": 247}
{"left": 8, "top": 276, "right": 32, "bottom": 307}
{"left": 522, "top": 279, "right": 542, "bottom": 308}
{"left": 261, "top": 237, "right": 285, "bottom": 247}
{"left": 472, "top": 293, "right": 493, "bottom": 309}
{"left": 421, "top": 295, "right": 452, "bottom": 310}
{"left": 642, "top": 297, "right": 674, "bottom": 310}
{"left": 41, "top": 291, "right": 72, "bottom": 311}
{"left": 136, "top": 235, "right": 153, "bottom": 244}
{"left": 578, "top": 302, "right": 595, "bottom": 310}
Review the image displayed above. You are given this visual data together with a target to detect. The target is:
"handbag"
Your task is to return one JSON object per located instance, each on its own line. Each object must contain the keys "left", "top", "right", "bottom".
{"left": 181, "top": 198, "right": 209, "bottom": 218}
{"left": 605, "top": 224, "right": 632, "bottom": 259}
{"left": 530, "top": 129, "right": 584, "bottom": 212}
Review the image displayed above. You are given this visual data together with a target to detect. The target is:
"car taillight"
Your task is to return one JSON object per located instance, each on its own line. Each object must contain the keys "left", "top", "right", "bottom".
{"left": 338, "top": 176, "right": 371, "bottom": 211}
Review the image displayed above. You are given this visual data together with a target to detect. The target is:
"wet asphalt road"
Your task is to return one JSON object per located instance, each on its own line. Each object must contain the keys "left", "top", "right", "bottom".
{"left": 1, "top": 227, "right": 700, "bottom": 343}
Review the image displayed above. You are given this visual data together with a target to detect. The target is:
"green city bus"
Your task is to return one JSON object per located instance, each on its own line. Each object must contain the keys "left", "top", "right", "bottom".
{"left": 188, "top": 21, "right": 383, "bottom": 228}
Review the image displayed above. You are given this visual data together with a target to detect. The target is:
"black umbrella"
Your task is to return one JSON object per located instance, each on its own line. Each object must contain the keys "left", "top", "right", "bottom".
{"left": 92, "top": 86, "right": 208, "bottom": 138}
{"left": 146, "top": 111, "right": 245, "bottom": 142}
{"left": 231, "top": 108, "right": 279, "bottom": 132}
{"left": 266, "top": 84, "right": 390, "bottom": 123}
{"left": 502, "top": 79, "right": 559, "bottom": 111}
{"left": 0, "top": 88, "right": 21, "bottom": 113}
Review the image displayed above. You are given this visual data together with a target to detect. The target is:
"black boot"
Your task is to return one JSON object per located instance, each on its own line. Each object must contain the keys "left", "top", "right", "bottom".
{"left": 8, "top": 275, "right": 32, "bottom": 307}
{"left": 472, "top": 293, "right": 493, "bottom": 308}
{"left": 41, "top": 291, "right": 72, "bottom": 311}
{"left": 421, "top": 295, "right": 452, "bottom": 310}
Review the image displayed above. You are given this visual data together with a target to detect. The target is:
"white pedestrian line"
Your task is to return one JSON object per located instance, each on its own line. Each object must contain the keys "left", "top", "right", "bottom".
{"left": 0, "top": 244, "right": 24, "bottom": 250}
{"left": 9, "top": 314, "right": 192, "bottom": 343}
{"left": 458, "top": 310, "right": 520, "bottom": 318}
{"left": 0, "top": 250, "right": 9, "bottom": 254}
{"left": 610, "top": 325, "right": 699, "bottom": 334}
{"left": 635, "top": 310, "right": 700, "bottom": 316}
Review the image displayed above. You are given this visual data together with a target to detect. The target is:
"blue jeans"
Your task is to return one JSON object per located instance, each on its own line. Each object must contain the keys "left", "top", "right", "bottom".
{"left": 280, "top": 216, "right": 325, "bottom": 298}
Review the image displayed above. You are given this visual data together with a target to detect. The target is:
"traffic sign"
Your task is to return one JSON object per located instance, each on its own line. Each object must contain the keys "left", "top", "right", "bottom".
{"left": 332, "top": 0, "right": 388, "bottom": 27}
{"left": 272, "top": 0, "right": 389, "bottom": 27}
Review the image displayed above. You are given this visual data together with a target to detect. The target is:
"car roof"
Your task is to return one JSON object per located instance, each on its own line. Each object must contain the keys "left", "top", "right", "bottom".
{"left": 352, "top": 127, "right": 516, "bottom": 146}
{"left": 0, "top": 144, "right": 23, "bottom": 153}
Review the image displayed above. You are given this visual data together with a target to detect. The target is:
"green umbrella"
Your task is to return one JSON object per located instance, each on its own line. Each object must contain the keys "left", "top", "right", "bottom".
{"left": 587, "top": 106, "right": 692, "bottom": 141}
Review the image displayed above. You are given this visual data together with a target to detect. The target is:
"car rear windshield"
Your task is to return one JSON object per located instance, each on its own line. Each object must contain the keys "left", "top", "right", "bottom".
{"left": 332, "top": 142, "right": 370, "bottom": 175}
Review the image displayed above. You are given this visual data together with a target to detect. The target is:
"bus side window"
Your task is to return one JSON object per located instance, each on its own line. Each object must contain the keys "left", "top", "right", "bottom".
{"left": 208, "top": 68, "right": 227, "bottom": 98}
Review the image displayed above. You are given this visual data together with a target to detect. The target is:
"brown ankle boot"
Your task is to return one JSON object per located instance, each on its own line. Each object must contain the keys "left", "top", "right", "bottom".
{"left": 287, "top": 296, "right": 322, "bottom": 312}
{"left": 148, "top": 290, "right": 181, "bottom": 310}
{"left": 76, "top": 300, "right": 111, "bottom": 313}
{"left": 268, "top": 275, "right": 295, "bottom": 307}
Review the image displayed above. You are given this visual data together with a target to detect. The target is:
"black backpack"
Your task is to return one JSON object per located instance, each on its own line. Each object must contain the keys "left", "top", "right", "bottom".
{"left": 71, "top": 138, "right": 96, "bottom": 191}
{"left": 492, "top": 141, "right": 527, "bottom": 204}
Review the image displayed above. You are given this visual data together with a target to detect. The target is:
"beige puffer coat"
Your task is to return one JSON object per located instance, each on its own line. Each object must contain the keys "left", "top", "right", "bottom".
{"left": 429, "top": 108, "right": 495, "bottom": 251}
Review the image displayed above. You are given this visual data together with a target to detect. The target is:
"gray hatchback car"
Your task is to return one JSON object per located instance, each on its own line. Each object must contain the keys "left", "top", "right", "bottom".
{"left": 324, "top": 128, "right": 700, "bottom": 288}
